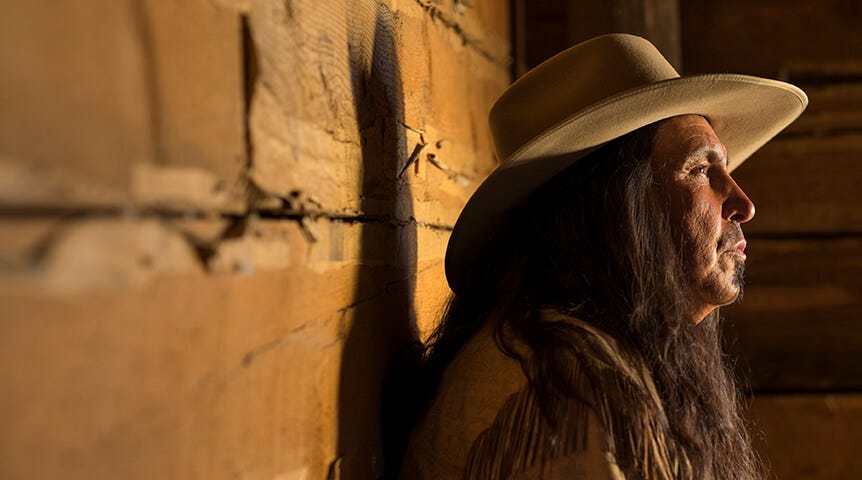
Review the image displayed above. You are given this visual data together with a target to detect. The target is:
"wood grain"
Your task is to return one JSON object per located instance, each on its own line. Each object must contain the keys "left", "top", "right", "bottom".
{"left": 732, "top": 134, "right": 862, "bottom": 235}
{"left": 0, "top": 216, "right": 452, "bottom": 480}
{"left": 751, "top": 394, "right": 862, "bottom": 480}
{"left": 722, "top": 237, "right": 862, "bottom": 391}
{"left": 786, "top": 83, "right": 862, "bottom": 136}
{"left": 567, "top": 0, "right": 681, "bottom": 70}
{"left": 522, "top": 0, "right": 681, "bottom": 71}
{"left": 0, "top": 0, "right": 508, "bottom": 478}
{"left": 681, "top": 0, "right": 862, "bottom": 76}
{"left": 0, "top": 0, "right": 246, "bottom": 212}
{"left": 246, "top": 0, "right": 510, "bottom": 226}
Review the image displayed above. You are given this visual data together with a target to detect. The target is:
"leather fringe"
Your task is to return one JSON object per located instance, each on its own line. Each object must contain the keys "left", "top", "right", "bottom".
{"left": 463, "top": 315, "right": 691, "bottom": 479}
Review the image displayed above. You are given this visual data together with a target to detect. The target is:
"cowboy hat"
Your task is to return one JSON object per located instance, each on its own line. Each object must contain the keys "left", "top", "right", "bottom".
{"left": 445, "top": 33, "right": 807, "bottom": 294}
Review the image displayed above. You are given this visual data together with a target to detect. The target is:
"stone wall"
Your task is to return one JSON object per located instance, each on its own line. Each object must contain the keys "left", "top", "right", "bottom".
{"left": 0, "top": 1, "right": 510, "bottom": 479}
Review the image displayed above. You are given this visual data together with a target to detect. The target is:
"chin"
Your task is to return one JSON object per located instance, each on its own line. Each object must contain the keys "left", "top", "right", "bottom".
{"left": 715, "top": 257, "right": 746, "bottom": 305}
{"left": 719, "top": 284, "right": 743, "bottom": 306}
{"left": 699, "top": 266, "right": 746, "bottom": 308}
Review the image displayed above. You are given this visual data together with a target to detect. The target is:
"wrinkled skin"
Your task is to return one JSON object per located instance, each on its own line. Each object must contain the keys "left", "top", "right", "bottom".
{"left": 651, "top": 115, "right": 756, "bottom": 323}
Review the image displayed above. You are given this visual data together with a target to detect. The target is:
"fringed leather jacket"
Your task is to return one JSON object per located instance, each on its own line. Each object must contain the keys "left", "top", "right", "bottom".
{"left": 400, "top": 310, "right": 687, "bottom": 479}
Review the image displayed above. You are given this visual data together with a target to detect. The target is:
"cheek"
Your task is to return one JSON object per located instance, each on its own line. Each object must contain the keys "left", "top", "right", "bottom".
{"left": 680, "top": 203, "right": 719, "bottom": 271}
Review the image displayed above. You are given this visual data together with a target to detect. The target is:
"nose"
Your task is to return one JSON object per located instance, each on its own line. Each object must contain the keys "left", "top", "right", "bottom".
{"left": 722, "top": 175, "right": 755, "bottom": 223}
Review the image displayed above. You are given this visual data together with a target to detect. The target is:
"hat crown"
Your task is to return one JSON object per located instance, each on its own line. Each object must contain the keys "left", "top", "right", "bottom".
{"left": 490, "top": 34, "right": 679, "bottom": 163}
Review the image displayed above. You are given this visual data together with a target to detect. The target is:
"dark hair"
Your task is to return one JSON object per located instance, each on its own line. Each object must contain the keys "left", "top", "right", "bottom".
{"left": 419, "top": 124, "right": 762, "bottom": 479}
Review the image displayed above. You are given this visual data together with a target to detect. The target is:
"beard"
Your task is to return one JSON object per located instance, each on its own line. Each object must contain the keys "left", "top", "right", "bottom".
{"left": 730, "top": 259, "right": 746, "bottom": 304}
{"left": 718, "top": 223, "right": 747, "bottom": 305}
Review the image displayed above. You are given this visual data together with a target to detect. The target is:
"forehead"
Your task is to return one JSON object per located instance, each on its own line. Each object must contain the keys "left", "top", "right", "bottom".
{"left": 651, "top": 114, "right": 728, "bottom": 168}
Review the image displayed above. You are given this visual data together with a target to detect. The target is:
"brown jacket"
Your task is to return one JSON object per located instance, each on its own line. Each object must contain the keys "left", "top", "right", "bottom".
{"left": 400, "top": 315, "right": 627, "bottom": 479}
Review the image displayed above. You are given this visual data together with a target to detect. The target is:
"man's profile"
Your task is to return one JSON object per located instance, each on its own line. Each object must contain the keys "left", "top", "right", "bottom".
{"left": 398, "top": 34, "right": 807, "bottom": 479}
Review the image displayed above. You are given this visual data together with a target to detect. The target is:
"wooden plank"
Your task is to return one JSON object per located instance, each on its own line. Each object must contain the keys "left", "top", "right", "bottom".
{"left": 522, "top": 0, "right": 681, "bottom": 71}
{"left": 785, "top": 82, "right": 862, "bottom": 136}
{"left": 2, "top": 0, "right": 508, "bottom": 221}
{"left": 681, "top": 0, "right": 862, "bottom": 76}
{"left": 722, "top": 238, "right": 862, "bottom": 391}
{"left": 732, "top": 134, "right": 862, "bottom": 234}
{"left": 522, "top": 15, "right": 569, "bottom": 69}
{"left": 0, "top": 0, "right": 147, "bottom": 207}
{"left": 512, "top": 0, "right": 528, "bottom": 76}
{"left": 0, "top": 218, "right": 63, "bottom": 269}
{"left": 246, "top": 0, "right": 510, "bottom": 226}
{"left": 131, "top": 1, "right": 246, "bottom": 211}
{"left": 751, "top": 394, "right": 862, "bottom": 479}
{"left": 138, "top": 1, "right": 245, "bottom": 183}
{"left": 0, "top": 269, "right": 348, "bottom": 480}
{"left": 0, "top": 2, "right": 506, "bottom": 479}
{"left": 520, "top": 0, "right": 573, "bottom": 69}
{"left": 567, "top": 0, "right": 681, "bottom": 70}
{"left": 0, "top": 0, "right": 246, "bottom": 212}
{"left": 411, "top": 0, "right": 511, "bottom": 65}
{"left": 0, "top": 216, "right": 451, "bottom": 479}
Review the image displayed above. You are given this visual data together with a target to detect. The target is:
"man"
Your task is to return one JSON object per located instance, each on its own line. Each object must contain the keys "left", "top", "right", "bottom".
{"left": 398, "top": 34, "right": 806, "bottom": 479}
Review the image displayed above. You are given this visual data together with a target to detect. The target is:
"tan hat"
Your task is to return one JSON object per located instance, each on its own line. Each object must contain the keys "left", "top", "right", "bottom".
{"left": 445, "top": 33, "right": 807, "bottom": 294}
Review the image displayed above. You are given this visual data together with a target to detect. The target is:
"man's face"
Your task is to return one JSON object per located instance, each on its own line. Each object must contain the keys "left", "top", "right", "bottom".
{"left": 650, "top": 115, "right": 756, "bottom": 322}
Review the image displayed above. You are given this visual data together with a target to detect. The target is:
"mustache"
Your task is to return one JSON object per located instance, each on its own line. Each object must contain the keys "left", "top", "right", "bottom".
{"left": 718, "top": 223, "right": 745, "bottom": 251}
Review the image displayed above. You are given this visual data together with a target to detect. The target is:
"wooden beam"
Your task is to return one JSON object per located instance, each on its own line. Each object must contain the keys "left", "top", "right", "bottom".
{"left": 722, "top": 238, "right": 862, "bottom": 392}
{"left": 0, "top": 0, "right": 246, "bottom": 213}
{"left": 567, "top": 0, "right": 681, "bottom": 70}
{"left": 681, "top": 0, "right": 862, "bottom": 76}
{"left": 733, "top": 133, "right": 862, "bottom": 235}
{"left": 785, "top": 82, "right": 862, "bottom": 137}
{"left": 520, "top": 0, "right": 680, "bottom": 71}
{"left": 751, "top": 394, "right": 862, "bottom": 479}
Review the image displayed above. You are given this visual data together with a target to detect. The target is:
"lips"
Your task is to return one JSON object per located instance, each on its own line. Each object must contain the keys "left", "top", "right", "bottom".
{"left": 728, "top": 239, "right": 747, "bottom": 261}
{"left": 718, "top": 224, "right": 747, "bottom": 260}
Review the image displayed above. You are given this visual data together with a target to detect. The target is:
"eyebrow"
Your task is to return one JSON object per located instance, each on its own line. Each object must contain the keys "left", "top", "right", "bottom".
{"left": 688, "top": 144, "right": 729, "bottom": 168}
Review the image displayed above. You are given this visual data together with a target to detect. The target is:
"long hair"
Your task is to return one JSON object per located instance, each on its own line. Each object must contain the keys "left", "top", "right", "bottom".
{"left": 419, "top": 124, "right": 762, "bottom": 479}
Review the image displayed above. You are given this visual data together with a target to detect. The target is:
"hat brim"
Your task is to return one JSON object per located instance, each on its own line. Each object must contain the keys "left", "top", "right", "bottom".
{"left": 445, "top": 73, "right": 808, "bottom": 294}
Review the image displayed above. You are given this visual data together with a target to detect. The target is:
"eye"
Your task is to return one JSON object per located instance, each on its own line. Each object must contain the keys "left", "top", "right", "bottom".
{"left": 690, "top": 165, "right": 709, "bottom": 176}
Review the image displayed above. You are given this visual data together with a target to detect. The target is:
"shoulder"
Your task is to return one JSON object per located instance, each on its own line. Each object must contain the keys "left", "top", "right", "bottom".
{"left": 400, "top": 320, "right": 529, "bottom": 479}
{"left": 401, "top": 313, "right": 624, "bottom": 479}
{"left": 463, "top": 383, "right": 624, "bottom": 480}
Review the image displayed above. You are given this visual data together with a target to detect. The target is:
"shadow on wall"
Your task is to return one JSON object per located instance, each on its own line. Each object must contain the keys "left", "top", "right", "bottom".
{"left": 336, "top": 4, "right": 422, "bottom": 480}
